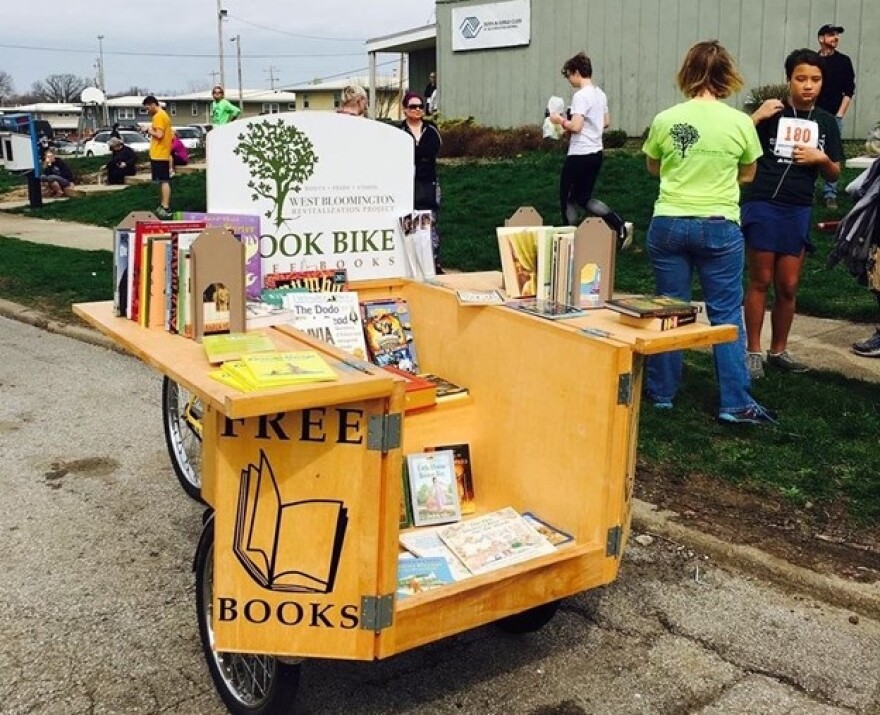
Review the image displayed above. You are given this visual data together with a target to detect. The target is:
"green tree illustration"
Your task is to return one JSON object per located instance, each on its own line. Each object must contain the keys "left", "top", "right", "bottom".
{"left": 670, "top": 123, "right": 700, "bottom": 158}
{"left": 233, "top": 119, "right": 319, "bottom": 227}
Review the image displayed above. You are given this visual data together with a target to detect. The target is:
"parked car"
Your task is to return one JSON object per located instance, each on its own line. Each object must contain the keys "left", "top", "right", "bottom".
{"left": 53, "top": 139, "right": 78, "bottom": 155}
{"left": 173, "top": 126, "right": 203, "bottom": 150}
{"left": 82, "top": 130, "right": 150, "bottom": 157}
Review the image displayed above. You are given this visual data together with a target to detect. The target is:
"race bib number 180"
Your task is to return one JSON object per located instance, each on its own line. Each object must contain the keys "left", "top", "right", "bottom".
{"left": 774, "top": 117, "right": 819, "bottom": 158}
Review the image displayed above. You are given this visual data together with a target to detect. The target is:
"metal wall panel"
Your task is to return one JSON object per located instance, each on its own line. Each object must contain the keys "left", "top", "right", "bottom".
{"left": 436, "top": 0, "right": 876, "bottom": 139}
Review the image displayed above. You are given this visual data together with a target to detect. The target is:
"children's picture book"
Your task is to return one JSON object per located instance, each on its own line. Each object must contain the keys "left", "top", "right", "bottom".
{"left": 112, "top": 229, "right": 132, "bottom": 317}
{"left": 605, "top": 295, "right": 697, "bottom": 319}
{"left": 263, "top": 268, "right": 348, "bottom": 292}
{"left": 418, "top": 373, "right": 469, "bottom": 400}
{"left": 521, "top": 512, "right": 574, "bottom": 547}
{"left": 202, "top": 332, "right": 276, "bottom": 364}
{"left": 176, "top": 212, "right": 262, "bottom": 300}
{"left": 496, "top": 226, "right": 540, "bottom": 298}
{"left": 223, "top": 350, "right": 338, "bottom": 389}
{"left": 615, "top": 312, "right": 698, "bottom": 331}
{"left": 429, "top": 443, "right": 475, "bottom": 514}
{"left": 400, "top": 462, "right": 414, "bottom": 529}
{"left": 455, "top": 288, "right": 506, "bottom": 306}
{"left": 406, "top": 450, "right": 461, "bottom": 526}
{"left": 281, "top": 291, "right": 368, "bottom": 360}
{"left": 438, "top": 507, "right": 556, "bottom": 575}
{"left": 398, "top": 525, "right": 472, "bottom": 581}
{"left": 396, "top": 556, "right": 455, "bottom": 598}
{"left": 505, "top": 298, "right": 587, "bottom": 321}
{"left": 245, "top": 301, "right": 300, "bottom": 330}
{"left": 361, "top": 297, "right": 420, "bottom": 374}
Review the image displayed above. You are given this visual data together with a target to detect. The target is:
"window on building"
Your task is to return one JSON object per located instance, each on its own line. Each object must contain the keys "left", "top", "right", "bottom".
{"left": 191, "top": 102, "right": 199, "bottom": 116}
{"left": 138, "top": 107, "right": 148, "bottom": 116}
{"left": 301, "top": 94, "right": 310, "bottom": 109}
{"left": 287, "top": 103, "right": 296, "bottom": 111}
{"left": 118, "top": 108, "right": 136, "bottom": 120}
{"left": 262, "top": 103, "right": 280, "bottom": 114}
{"left": 333, "top": 92, "right": 341, "bottom": 109}
{"left": 169, "top": 103, "right": 177, "bottom": 116}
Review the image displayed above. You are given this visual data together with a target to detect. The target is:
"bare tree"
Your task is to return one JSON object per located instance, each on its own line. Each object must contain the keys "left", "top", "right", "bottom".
{"left": 31, "top": 74, "right": 90, "bottom": 103}
{"left": 0, "top": 71, "right": 14, "bottom": 104}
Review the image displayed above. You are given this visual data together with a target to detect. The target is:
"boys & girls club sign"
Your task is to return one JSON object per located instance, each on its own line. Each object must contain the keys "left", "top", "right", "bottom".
{"left": 452, "top": 0, "right": 531, "bottom": 52}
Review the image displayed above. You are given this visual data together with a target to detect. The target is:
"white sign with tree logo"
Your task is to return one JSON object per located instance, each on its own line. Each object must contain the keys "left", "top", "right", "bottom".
{"left": 207, "top": 112, "right": 414, "bottom": 282}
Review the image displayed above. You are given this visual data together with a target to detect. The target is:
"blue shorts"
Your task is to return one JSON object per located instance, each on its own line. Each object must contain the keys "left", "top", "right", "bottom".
{"left": 150, "top": 159, "right": 171, "bottom": 183}
{"left": 742, "top": 200, "right": 813, "bottom": 256}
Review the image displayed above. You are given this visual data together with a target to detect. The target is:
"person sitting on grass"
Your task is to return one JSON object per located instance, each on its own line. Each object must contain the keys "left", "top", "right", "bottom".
{"left": 40, "top": 150, "right": 75, "bottom": 197}
{"left": 105, "top": 138, "right": 138, "bottom": 185}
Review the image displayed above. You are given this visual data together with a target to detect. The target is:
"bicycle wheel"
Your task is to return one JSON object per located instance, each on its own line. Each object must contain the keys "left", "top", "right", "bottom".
{"left": 195, "top": 516, "right": 302, "bottom": 715}
{"left": 161, "top": 376, "right": 203, "bottom": 502}
{"left": 495, "top": 600, "right": 561, "bottom": 634}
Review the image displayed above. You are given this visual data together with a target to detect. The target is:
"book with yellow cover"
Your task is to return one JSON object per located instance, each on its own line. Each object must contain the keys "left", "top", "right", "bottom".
{"left": 202, "top": 332, "right": 276, "bottom": 364}
{"left": 209, "top": 366, "right": 258, "bottom": 392}
{"left": 233, "top": 350, "right": 338, "bottom": 388}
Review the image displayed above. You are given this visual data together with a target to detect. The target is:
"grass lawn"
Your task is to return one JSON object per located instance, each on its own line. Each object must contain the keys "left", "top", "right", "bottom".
{"left": 0, "top": 148, "right": 878, "bottom": 525}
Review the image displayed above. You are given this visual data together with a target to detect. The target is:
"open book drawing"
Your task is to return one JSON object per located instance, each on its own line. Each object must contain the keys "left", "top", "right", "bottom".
{"left": 234, "top": 450, "right": 348, "bottom": 593}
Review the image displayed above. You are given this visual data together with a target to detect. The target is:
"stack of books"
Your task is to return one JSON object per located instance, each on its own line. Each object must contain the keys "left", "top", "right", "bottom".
{"left": 605, "top": 295, "right": 698, "bottom": 331}
{"left": 209, "top": 350, "right": 338, "bottom": 391}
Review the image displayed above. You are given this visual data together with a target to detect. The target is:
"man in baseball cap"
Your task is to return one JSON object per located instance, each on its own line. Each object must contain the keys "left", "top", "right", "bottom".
{"left": 816, "top": 23, "right": 855, "bottom": 209}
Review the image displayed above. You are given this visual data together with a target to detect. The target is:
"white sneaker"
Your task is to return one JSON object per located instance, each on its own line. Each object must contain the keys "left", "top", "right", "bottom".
{"left": 747, "top": 352, "right": 764, "bottom": 380}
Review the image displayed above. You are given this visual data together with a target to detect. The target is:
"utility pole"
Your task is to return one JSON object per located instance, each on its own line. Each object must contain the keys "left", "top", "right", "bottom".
{"left": 264, "top": 65, "right": 279, "bottom": 90}
{"left": 216, "top": 1, "right": 227, "bottom": 87}
{"left": 208, "top": 71, "right": 220, "bottom": 85}
{"left": 97, "top": 35, "right": 109, "bottom": 126}
{"left": 231, "top": 35, "right": 244, "bottom": 110}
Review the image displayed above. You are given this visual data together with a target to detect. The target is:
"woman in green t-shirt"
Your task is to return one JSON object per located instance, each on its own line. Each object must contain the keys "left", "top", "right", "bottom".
{"left": 211, "top": 85, "right": 242, "bottom": 126}
{"left": 642, "top": 40, "right": 775, "bottom": 426}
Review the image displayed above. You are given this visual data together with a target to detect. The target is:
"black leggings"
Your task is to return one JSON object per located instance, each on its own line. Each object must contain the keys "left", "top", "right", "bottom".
{"left": 559, "top": 151, "right": 603, "bottom": 225}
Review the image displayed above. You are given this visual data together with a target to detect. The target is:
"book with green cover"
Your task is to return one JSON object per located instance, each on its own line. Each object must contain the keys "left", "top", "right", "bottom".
{"left": 224, "top": 351, "right": 338, "bottom": 389}
{"left": 605, "top": 295, "right": 697, "bottom": 318}
{"left": 202, "top": 332, "right": 276, "bottom": 364}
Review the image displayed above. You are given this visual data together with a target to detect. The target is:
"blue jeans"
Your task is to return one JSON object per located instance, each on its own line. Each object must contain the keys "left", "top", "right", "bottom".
{"left": 645, "top": 216, "right": 754, "bottom": 413}
{"left": 823, "top": 116, "right": 844, "bottom": 200}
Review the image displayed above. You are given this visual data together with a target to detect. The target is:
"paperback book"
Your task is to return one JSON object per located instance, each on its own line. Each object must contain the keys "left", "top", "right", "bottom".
{"left": 202, "top": 332, "right": 276, "bottom": 364}
{"left": 223, "top": 350, "right": 338, "bottom": 390}
{"left": 615, "top": 312, "right": 698, "bottom": 331}
{"left": 521, "top": 512, "right": 574, "bottom": 547}
{"left": 605, "top": 295, "right": 697, "bottom": 319}
{"left": 361, "top": 297, "right": 420, "bottom": 374}
{"left": 384, "top": 366, "right": 438, "bottom": 413}
{"left": 496, "top": 226, "right": 540, "bottom": 298}
{"left": 428, "top": 443, "right": 475, "bottom": 514}
{"left": 281, "top": 291, "right": 368, "bottom": 360}
{"left": 398, "top": 525, "right": 472, "bottom": 581}
{"left": 505, "top": 298, "right": 587, "bottom": 321}
{"left": 264, "top": 268, "right": 348, "bottom": 292}
{"left": 455, "top": 288, "right": 506, "bottom": 306}
{"left": 406, "top": 450, "right": 461, "bottom": 526}
{"left": 438, "top": 507, "right": 556, "bottom": 575}
{"left": 396, "top": 556, "right": 455, "bottom": 598}
{"left": 418, "top": 373, "right": 469, "bottom": 400}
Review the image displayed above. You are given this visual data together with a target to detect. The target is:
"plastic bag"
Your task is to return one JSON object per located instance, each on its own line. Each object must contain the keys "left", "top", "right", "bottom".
{"left": 543, "top": 96, "right": 566, "bottom": 140}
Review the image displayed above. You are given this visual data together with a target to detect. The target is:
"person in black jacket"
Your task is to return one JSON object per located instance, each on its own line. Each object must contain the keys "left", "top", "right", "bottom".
{"left": 399, "top": 91, "right": 443, "bottom": 271}
{"left": 816, "top": 23, "right": 856, "bottom": 208}
{"left": 105, "top": 137, "right": 138, "bottom": 184}
{"left": 40, "top": 150, "right": 75, "bottom": 197}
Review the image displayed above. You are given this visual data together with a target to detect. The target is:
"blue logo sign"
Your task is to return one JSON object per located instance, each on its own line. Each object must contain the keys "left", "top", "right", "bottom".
{"left": 459, "top": 16, "right": 482, "bottom": 39}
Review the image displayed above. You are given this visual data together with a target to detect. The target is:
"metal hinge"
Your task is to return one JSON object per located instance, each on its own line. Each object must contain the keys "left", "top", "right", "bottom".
{"left": 360, "top": 594, "right": 394, "bottom": 632}
{"left": 617, "top": 373, "right": 633, "bottom": 406}
{"left": 606, "top": 525, "right": 622, "bottom": 558}
{"left": 367, "top": 413, "right": 402, "bottom": 452}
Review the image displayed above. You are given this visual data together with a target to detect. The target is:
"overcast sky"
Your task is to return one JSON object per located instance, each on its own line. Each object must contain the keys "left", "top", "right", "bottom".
{"left": 1, "top": 0, "right": 436, "bottom": 97}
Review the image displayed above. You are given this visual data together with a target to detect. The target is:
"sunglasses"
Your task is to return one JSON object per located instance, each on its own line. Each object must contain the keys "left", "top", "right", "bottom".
{"left": 406, "top": 103, "right": 424, "bottom": 109}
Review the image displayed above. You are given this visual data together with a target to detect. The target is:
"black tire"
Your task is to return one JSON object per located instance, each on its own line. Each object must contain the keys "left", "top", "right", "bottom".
{"left": 195, "top": 516, "right": 302, "bottom": 714}
{"left": 495, "top": 600, "right": 561, "bottom": 634}
{"left": 161, "top": 376, "right": 203, "bottom": 502}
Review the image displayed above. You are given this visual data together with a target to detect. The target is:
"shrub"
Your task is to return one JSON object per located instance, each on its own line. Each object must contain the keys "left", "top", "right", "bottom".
{"left": 603, "top": 129, "right": 628, "bottom": 149}
{"left": 743, "top": 83, "right": 789, "bottom": 114}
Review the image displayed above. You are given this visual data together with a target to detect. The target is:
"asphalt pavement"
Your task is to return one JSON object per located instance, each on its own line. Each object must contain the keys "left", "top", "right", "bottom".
{"left": 1, "top": 314, "right": 878, "bottom": 715}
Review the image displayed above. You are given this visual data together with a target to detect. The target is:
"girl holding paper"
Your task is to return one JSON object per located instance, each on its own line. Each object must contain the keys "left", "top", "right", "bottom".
{"left": 742, "top": 49, "right": 843, "bottom": 378}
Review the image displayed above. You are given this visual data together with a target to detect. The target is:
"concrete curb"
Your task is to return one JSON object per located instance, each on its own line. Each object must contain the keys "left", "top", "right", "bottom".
{"left": 2, "top": 297, "right": 878, "bottom": 618}
{"left": 0, "top": 298, "right": 122, "bottom": 354}
{"left": 633, "top": 499, "right": 880, "bottom": 620}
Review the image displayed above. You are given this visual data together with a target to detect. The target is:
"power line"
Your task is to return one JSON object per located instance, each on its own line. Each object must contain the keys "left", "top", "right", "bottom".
{"left": 225, "top": 13, "right": 364, "bottom": 42}
{"left": 0, "top": 42, "right": 364, "bottom": 60}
